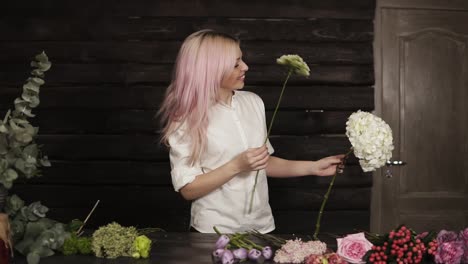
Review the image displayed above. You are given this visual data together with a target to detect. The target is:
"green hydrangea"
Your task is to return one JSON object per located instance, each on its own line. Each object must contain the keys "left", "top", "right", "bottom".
{"left": 91, "top": 222, "right": 138, "bottom": 258}
{"left": 276, "top": 54, "right": 310, "bottom": 77}
{"left": 131, "top": 235, "right": 152, "bottom": 259}
{"left": 61, "top": 233, "right": 92, "bottom": 256}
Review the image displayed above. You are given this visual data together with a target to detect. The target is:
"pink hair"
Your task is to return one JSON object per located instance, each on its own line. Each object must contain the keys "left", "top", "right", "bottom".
{"left": 159, "top": 29, "right": 240, "bottom": 165}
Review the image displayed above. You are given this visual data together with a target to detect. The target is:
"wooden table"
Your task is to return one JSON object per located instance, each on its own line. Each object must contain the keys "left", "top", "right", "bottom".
{"left": 11, "top": 232, "right": 306, "bottom": 264}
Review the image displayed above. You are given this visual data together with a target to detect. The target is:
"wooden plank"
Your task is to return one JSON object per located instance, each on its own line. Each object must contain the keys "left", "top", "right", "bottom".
{"left": 0, "top": 85, "right": 374, "bottom": 110}
{"left": 1, "top": 0, "right": 376, "bottom": 19}
{"left": 270, "top": 187, "right": 371, "bottom": 210}
{"left": 11, "top": 185, "right": 189, "bottom": 209}
{"left": 34, "top": 135, "right": 353, "bottom": 161}
{"left": 268, "top": 166, "right": 372, "bottom": 187}
{"left": 9, "top": 109, "right": 353, "bottom": 135}
{"left": 20, "top": 161, "right": 368, "bottom": 187}
{"left": 0, "top": 41, "right": 373, "bottom": 65}
{"left": 37, "top": 207, "right": 191, "bottom": 231}
{"left": 0, "top": 17, "right": 373, "bottom": 41}
{"left": 25, "top": 161, "right": 173, "bottom": 185}
{"left": 273, "top": 210, "right": 370, "bottom": 235}
{"left": 11, "top": 184, "right": 369, "bottom": 211}
{"left": 0, "top": 63, "right": 374, "bottom": 85}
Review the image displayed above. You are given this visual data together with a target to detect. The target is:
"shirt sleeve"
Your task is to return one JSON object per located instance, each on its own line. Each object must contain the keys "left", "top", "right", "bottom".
{"left": 168, "top": 124, "right": 204, "bottom": 192}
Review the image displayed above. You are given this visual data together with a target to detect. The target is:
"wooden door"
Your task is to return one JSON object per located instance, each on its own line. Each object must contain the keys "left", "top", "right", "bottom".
{"left": 372, "top": 0, "right": 468, "bottom": 233}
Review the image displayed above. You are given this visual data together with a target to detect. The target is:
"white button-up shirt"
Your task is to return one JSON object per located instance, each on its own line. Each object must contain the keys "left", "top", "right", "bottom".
{"left": 168, "top": 91, "right": 275, "bottom": 233}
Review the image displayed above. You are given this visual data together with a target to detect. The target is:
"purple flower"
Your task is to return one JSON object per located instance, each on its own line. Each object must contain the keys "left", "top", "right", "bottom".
{"left": 248, "top": 249, "right": 265, "bottom": 263}
{"left": 435, "top": 241, "right": 464, "bottom": 264}
{"left": 460, "top": 228, "right": 468, "bottom": 242}
{"left": 437, "top": 230, "right": 458, "bottom": 243}
{"left": 460, "top": 228, "right": 468, "bottom": 264}
{"left": 215, "top": 235, "right": 230, "bottom": 249}
{"left": 232, "top": 248, "right": 248, "bottom": 260}
{"left": 262, "top": 246, "right": 273, "bottom": 260}
{"left": 222, "top": 250, "right": 235, "bottom": 264}
{"left": 212, "top": 249, "right": 225, "bottom": 263}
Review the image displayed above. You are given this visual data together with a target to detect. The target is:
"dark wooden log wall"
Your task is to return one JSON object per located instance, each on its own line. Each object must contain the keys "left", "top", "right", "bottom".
{"left": 0, "top": 0, "right": 375, "bottom": 235}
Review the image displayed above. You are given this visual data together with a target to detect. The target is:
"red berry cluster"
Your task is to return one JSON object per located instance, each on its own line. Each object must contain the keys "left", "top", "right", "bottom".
{"left": 427, "top": 239, "right": 438, "bottom": 256}
{"left": 368, "top": 242, "right": 388, "bottom": 264}
{"left": 367, "top": 226, "right": 429, "bottom": 264}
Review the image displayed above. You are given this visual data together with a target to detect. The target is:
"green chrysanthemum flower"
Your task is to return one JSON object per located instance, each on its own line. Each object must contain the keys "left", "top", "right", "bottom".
{"left": 276, "top": 54, "right": 310, "bottom": 77}
{"left": 132, "top": 235, "right": 152, "bottom": 259}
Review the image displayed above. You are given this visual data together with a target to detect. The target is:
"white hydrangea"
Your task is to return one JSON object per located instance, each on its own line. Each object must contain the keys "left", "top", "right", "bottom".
{"left": 346, "top": 110, "right": 394, "bottom": 172}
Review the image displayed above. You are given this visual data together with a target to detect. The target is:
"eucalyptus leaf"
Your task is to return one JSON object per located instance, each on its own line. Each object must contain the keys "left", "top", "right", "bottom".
{"left": 29, "top": 97, "right": 40, "bottom": 108}
{"left": 35, "top": 52, "right": 49, "bottom": 62}
{"left": 28, "top": 77, "right": 45, "bottom": 86}
{"left": 30, "top": 69, "right": 44, "bottom": 78}
{"left": 0, "top": 135, "right": 7, "bottom": 154}
{"left": 9, "top": 119, "right": 21, "bottom": 131}
{"left": 6, "top": 194, "right": 25, "bottom": 215}
{"left": 0, "top": 124, "right": 8, "bottom": 133}
{"left": 16, "top": 237, "right": 35, "bottom": 254}
{"left": 39, "top": 157, "right": 51, "bottom": 167}
{"left": 0, "top": 159, "right": 7, "bottom": 172}
{"left": 28, "top": 201, "right": 49, "bottom": 219}
{"left": 23, "top": 144, "right": 39, "bottom": 158}
{"left": 26, "top": 252, "right": 41, "bottom": 264}
{"left": 20, "top": 107, "right": 36, "bottom": 118}
{"left": 15, "top": 132, "right": 33, "bottom": 144}
{"left": 1, "top": 180, "right": 12, "bottom": 189}
{"left": 24, "top": 124, "right": 37, "bottom": 137}
{"left": 14, "top": 158, "right": 26, "bottom": 173}
{"left": 23, "top": 82, "right": 40, "bottom": 93}
{"left": 6, "top": 168, "right": 18, "bottom": 180}
{"left": 11, "top": 219, "right": 25, "bottom": 242}
{"left": 22, "top": 92, "right": 40, "bottom": 108}
{"left": 24, "top": 221, "right": 47, "bottom": 239}
{"left": 33, "top": 245, "right": 54, "bottom": 257}
{"left": 11, "top": 118, "right": 29, "bottom": 125}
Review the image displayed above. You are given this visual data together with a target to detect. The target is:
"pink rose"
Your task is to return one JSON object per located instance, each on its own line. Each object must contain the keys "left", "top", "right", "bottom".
{"left": 336, "top": 232, "right": 373, "bottom": 264}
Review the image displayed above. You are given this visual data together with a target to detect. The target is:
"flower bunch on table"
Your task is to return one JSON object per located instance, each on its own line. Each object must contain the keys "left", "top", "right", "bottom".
{"left": 91, "top": 222, "right": 153, "bottom": 259}
{"left": 350, "top": 225, "right": 468, "bottom": 264}
{"left": 212, "top": 227, "right": 282, "bottom": 263}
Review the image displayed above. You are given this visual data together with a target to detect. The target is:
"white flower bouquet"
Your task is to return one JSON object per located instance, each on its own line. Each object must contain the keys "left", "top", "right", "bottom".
{"left": 313, "top": 110, "right": 394, "bottom": 240}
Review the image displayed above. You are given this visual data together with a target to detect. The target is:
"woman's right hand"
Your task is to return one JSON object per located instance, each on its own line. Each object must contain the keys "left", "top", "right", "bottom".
{"left": 233, "top": 145, "right": 270, "bottom": 173}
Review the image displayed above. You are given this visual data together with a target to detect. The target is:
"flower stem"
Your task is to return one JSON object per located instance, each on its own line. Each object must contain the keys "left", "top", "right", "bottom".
{"left": 248, "top": 70, "right": 293, "bottom": 214}
{"left": 313, "top": 147, "right": 353, "bottom": 240}
{"left": 213, "top": 226, "right": 222, "bottom": 235}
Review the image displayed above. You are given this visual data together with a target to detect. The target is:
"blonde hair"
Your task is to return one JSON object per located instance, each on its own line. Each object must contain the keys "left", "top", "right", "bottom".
{"left": 159, "top": 29, "right": 240, "bottom": 165}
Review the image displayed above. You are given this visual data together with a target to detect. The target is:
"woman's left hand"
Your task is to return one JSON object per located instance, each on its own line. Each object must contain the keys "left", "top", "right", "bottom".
{"left": 313, "top": 154, "right": 345, "bottom": 176}
{"left": 0, "top": 213, "right": 12, "bottom": 254}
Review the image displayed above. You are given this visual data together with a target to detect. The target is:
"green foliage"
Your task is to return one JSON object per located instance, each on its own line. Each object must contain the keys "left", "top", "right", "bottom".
{"left": 6, "top": 195, "right": 70, "bottom": 264}
{"left": 131, "top": 235, "right": 152, "bottom": 259}
{"left": 0, "top": 52, "right": 51, "bottom": 189}
{"left": 60, "top": 233, "right": 92, "bottom": 256}
{"left": 66, "top": 219, "right": 84, "bottom": 233}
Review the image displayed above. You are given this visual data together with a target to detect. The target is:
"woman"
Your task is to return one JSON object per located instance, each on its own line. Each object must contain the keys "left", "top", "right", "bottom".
{"left": 159, "top": 29, "right": 344, "bottom": 233}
